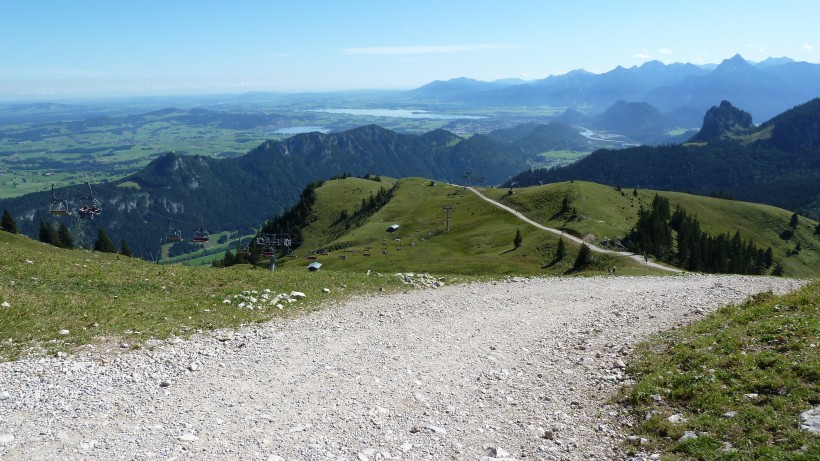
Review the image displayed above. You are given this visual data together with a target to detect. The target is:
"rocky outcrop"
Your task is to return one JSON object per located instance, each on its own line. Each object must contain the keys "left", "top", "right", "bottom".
{"left": 688, "top": 100, "right": 754, "bottom": 143}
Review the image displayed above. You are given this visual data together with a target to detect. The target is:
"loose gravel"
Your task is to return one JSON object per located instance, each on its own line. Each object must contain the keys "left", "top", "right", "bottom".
{"left": 0, "top": 275, "right": 807, "bottom": 460}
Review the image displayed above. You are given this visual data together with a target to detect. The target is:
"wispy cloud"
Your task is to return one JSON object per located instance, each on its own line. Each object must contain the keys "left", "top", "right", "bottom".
{"left": 339, "top": 44, "right": 514, "bottom": 56}
{"left": 803, "top": 43, "right": 813, "bottom": 50}
{"left": 634, "top": 49, "right": 651, "bottom": 60}
{"left": 659, "top": 48, "right": 673, "bottom": 55}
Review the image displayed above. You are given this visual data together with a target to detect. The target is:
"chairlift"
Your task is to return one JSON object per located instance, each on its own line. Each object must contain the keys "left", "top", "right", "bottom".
{"left": 192, "top": 217, "right": 209, "bottom": 243}
{"left": 165, "top": 219, "right": 183, "bottom": 242}
{"left": 258, "top": 234, "right": 274, "bottom": 257}
{"left": 49, "top": 184, "right": 70, "bottom": 216}
{"left": 77, "top": 182, "right": 101, "bottom": 219}
{"left": 237, "top": 238, "right": 250, "bottom": 255}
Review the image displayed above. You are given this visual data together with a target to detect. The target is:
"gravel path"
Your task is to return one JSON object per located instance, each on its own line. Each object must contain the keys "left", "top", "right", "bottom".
{"left": 0, "top": 275, "right": 806, "bottom": 460}
{"left": 466, "top": 187, "right": 682, "bottom": 273}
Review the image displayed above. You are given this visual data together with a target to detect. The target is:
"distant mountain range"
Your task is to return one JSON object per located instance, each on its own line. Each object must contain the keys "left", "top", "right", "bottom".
{"left": 403, "top": 54, "right": 820, "bottom": 128}
{"left": 507, "top": 98, "right": 820, "bottom": 218}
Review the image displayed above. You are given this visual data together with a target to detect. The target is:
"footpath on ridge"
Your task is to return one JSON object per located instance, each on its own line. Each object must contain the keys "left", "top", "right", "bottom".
{"left": 466, "top": 186, "right": 682, "bottom": 273}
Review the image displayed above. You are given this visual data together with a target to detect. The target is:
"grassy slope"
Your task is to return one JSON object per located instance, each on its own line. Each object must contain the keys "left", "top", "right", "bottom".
{"left": 480, "top": 181, "right": 820, "bottom": 277}
{"left": 622, "top": 281, "right": 819, "bottom": 460}
{"left": 278, "top": 177, "right": 652, "bottom": 276}
{"left": 0, "top": 230, "right": 406, "bottom": 360}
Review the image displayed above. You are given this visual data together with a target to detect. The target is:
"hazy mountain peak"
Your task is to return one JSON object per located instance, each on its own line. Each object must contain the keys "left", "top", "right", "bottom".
{"left": 755, "top": 56, "right": 796, "bottom": 68}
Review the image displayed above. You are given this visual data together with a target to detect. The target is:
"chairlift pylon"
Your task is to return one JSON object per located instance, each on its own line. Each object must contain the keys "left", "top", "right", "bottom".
{"left": 49, "top": 184, "right": 70, "bottom": 216}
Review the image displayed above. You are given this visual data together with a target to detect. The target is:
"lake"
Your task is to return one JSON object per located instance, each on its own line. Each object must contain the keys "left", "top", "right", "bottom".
{"left": 308, "top": 108, "right": 485, "bottom": 120}
{"left": 273, "top": 126, "right": 330, "bottom": 134}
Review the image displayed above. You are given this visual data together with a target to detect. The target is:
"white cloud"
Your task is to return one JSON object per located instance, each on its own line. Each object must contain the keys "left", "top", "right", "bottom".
{"left": 339, "top": 44, "right": 513, "bottom": 56}
{"left": 659, "top": 48, "right": 672, "bottom": 55}
{"left": 634, "top": 49, "right": 651, "bottom": 60}
{"left": 803, "top": 43, "right": 813, "bottom": 50}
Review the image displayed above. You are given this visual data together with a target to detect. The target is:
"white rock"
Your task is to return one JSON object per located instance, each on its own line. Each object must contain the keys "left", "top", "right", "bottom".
{"left": 424, "top": 424, "right": 447, "bottom": 434}
{"left": 0, "top": 433, "right": 14, "bottom": 444}
{"left": 490, "top": 447, "right": 511, "bottom": 457}
{"left": 800, "top": 405, "right": 820, "bottom": 434}
{"left": 290, "top": 291, "right": 306, "bottom": 299}
{"left": 667, "top": 413, "right": 687, "bottom": 424}
{"left": 678, "top": 431, "right": 698, "bottom": 442}
{"left": 177, "top": 433, "right": 198, "bottom": 442}
{"left": 0, "top": 301, "right": 9, "bottom": 308}
{"left": 322, "top": 288, "right": 330, "bottom": 293}
{"left": 58, "top": 329, "right": 70, "bottom": 335}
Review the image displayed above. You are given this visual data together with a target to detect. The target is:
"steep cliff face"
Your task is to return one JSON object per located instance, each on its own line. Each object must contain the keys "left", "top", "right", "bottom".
{"left": 688, "top": 100, "right": 754, "bottom": 143}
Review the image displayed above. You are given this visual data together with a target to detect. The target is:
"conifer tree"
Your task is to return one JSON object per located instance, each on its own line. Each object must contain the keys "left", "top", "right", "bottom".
{"left": 815, "top": 221, "right": 820, "bottom": 235}
{"left": 38, "top": 219, "right": 57, "bottom": 245}
{"left": 1, "top": 209, "right": 18, "bottom": 234}
{"left": 513, "top": 229, "right": 523, "bottom": 248}
{"left": 57, "top": 223, "right": 74, "bottom": 249}
{"left": 789, "top": 212, "right": 799, "bottom": 229}
{"left": 119, "top": 239, "right": 132, "bottom": 257}
{"left": 94, "top": 228, "right": 117, "bottom": 253}
{"left": 573, "top": 243, "right": 591, "bottom": 271}
{"left": 560, "top": 195, "right": 571, "bottom": 213}
{"left": 556, "top": 237, "right": 566, "bottom": 260}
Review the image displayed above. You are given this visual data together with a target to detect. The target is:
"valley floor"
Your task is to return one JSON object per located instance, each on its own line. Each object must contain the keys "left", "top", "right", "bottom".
{"left": 0, "top": 275, "right": 807, "bottom": 460}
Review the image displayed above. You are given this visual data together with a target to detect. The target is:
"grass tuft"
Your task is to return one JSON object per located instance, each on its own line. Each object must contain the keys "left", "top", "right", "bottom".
{"left": 620, "top": 281, "right": 820, "bottom": 459}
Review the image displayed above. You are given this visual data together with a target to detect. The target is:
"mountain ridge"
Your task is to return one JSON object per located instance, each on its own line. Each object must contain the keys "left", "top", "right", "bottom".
{"left": 506, "top": 98, "right": 820, "bottom": 218}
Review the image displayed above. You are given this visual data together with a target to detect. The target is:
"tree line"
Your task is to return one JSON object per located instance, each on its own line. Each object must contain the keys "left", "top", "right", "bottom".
{"left": 624, "top": 195, "right": 775, "bottom": 274}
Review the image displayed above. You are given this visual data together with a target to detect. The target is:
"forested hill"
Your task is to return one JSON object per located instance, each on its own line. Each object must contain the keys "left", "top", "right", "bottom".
{"left": 506, "top": 98, "right": 820, "bottom": 218}
{"left": 0, "top": 123, "right": 569, "bottom": 258}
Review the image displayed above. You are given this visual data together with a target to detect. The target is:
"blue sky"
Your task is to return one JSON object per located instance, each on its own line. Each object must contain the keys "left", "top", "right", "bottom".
{"left": 2, "top": 0, "right": 819, "bottom": 100}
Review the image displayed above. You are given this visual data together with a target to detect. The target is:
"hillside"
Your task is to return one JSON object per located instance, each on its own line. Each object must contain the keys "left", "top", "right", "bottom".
{"left": 507, "top": 99, "right": 820, "bottom": 218}
{"left": 0, "top": 123, "right": 569, "bottom": 258}
{"left": 0, "top": 228, "right": 410, "bottom": 360}
{"left": 236, "top": 177, "right": 661, "bottom": 276}
{"left": 219, "top": 176, "right": 820, "bottom": 278}
{"left": 478, "top": 181, "right": 820, "bottom": 278}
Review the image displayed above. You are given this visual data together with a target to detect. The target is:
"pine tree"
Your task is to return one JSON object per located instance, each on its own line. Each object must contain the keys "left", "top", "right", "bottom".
{"left": 560, "top": 195, "right": 571, "bottom": 213}
{"left": 573, "top": 244, "right": 592, "bottom": 271}
{"left": 789, "top": 212, "right": 799, "bottom": 229}
{"left": 57, "top": 223, "right": 74, "bottom": 249}
{"left": 772, "top": 262, "right": 785, "bottom": 276}
{"left": 119, "top": 239, "right": 132, "bottom": 257}
{"left": 556, "top": 237, "right": 566, "bottom": 260}
{"left": 513, "top": 229, "right": 523, "bottom": 248}
{"left": 38, "top": 219, "right": 57, "bottom": 245}
{"left": 1, "top": 209, "right": 18, "bottom": 234}
{"left": 94, "top": 228, "right": 117, "bottom": 253}
{"left": 815, "top": 221, "right": 820, "bottom": 235}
